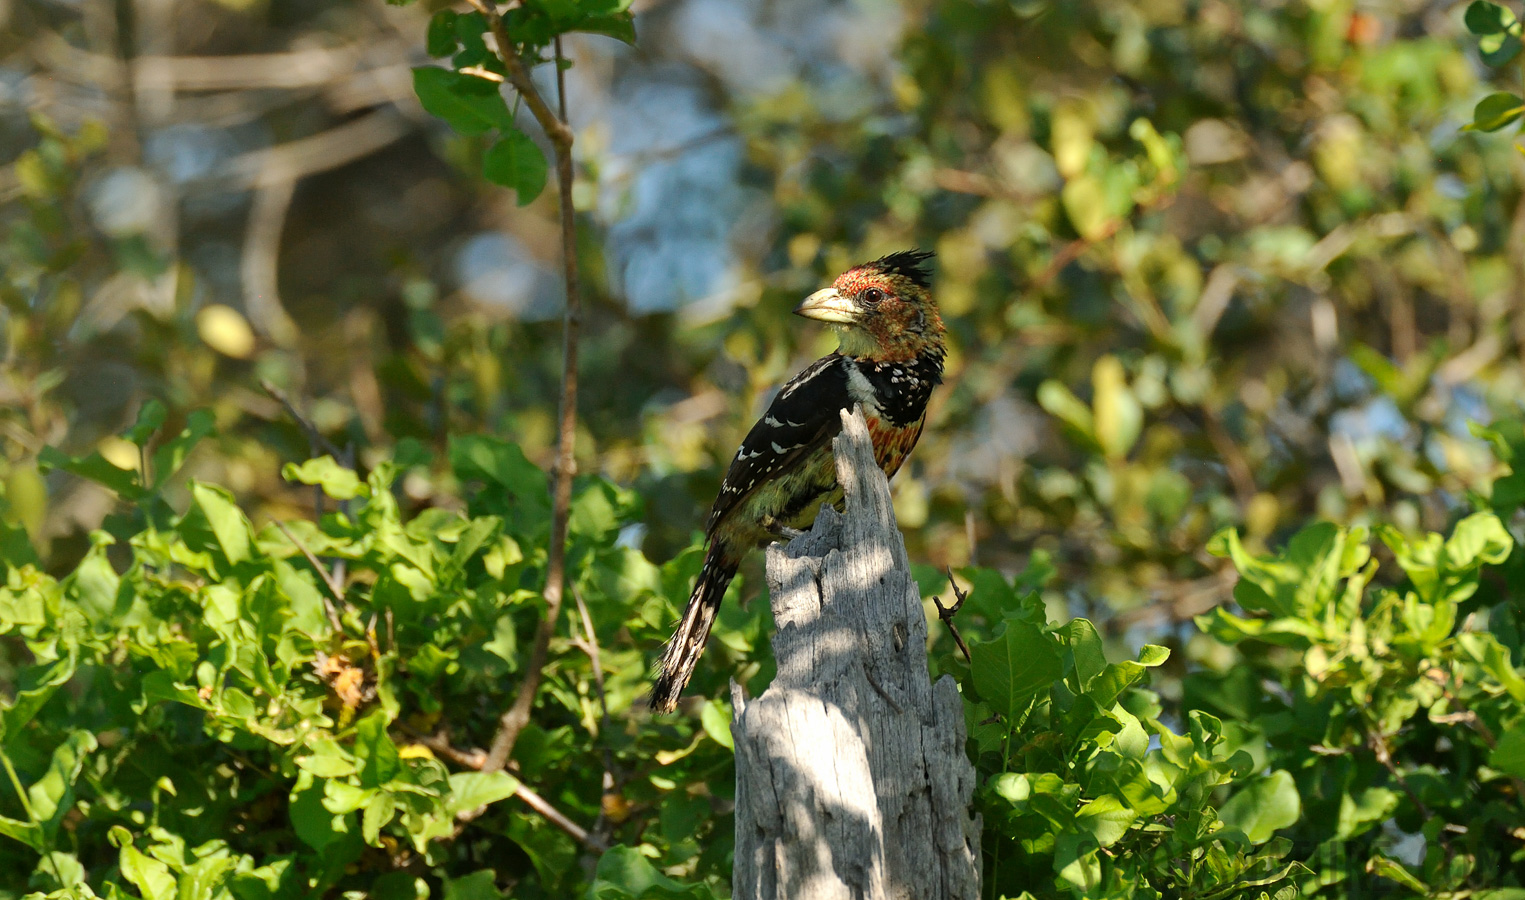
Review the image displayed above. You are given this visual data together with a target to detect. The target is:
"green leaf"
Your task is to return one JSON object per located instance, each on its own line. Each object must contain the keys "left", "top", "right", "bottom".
{"left": 1075, "top": 794, "right": 1136, "bottom": 848}
{"left": 1460, "top": 632, "right": 1525, "bottom": 701}
{"left": 483, "top": 128, "right": 549, "bottom": 206}
{"left": 1336, "top": 786, "right": 1398, "bottom": 840}
{"left": 191, "top": 483, "right": 253, "bottom": 566}
{"left": 1091, "top": 355, "right": 1141, "bottom": 459}
{"left": 354, "top": 711, "right": 402, "bottom": 788}
{"left": 575, "top": 13, "right": 637, "bottom": 43}
{"left": 137, "top": 670, "right": 208, "bottom": 712}
{"left": 1491, "top": 725, "right": 1525, "bottom": 778}
{"left": 1368, "top": 855, "right": 1430, "bottom": 893}
{"left": 323, "top": 781, "right": 372, "bottom": 814}
{"left": 444, "top": 870, "right": 505, "bottom": 900}
{"left": 28, "top": 731, "right": 96, "bottom": 836}
{"left": 1469, "top": 92, "right": 1525, "bottom": 132}
{"left": 1219, "top": 770, "right": 1300, "bottom": 843}
{"left": 1037, "top": 380, "right": 1096, "bottom": 444}
{"left": 446, "top": 771, "right": 520, "bottom": 816}
{"left": 1062, "top": 174, "right": 1112, "bottom": 241}
{"left": 362, "top": 792, "right": 397, "bottom": 845}
{"left": 151, "top": 409, "right": 215, "bottom": 487}
{"left": 282, "top": 456, "right": 368, "bottom": 500}
{"left": 296, "top": 738, "right": 360, "bottom": 779}
{"left": 1053, "top": 832, "right": 1102, "bottom": 892}
{"left": 412, "top": 67, "right": 514, "bottom": 137}
{"left": 450, "top": 436, "right": 544, "bottom": 494}
{"left": 290, "top": 781, "right": 347, "bottom": 852}
{"left": 118, "top": 840, "right": 177, "bottom": 900}
{"left": 178, "top": 853, "right": 238, "bottom": 900}
{"left": 1208, "top": 523, "right": 1368, "bottom": 622}
{"left": 427, "top": 10, "right": 460, "bottom": 56}
{"left": 1481, "top": 32, "right": 1523, "bottom": 66}
{"left": 1466, "top": 1, "right": 1514, "bottom": 34}
{"left": 1444, "top": 512, "right": 1513, "bottom": 569}
{"left": 589, "top": 845, "right": 710, "bottom": 898}
{"left": 1062, "top": 618, "right": 1106, "bottom": 691}
{"left": 0, "top": 655, "right": 77, "bottom": 741}
{"left": 0, "top": 814, "right": 41, "bottom": 851}
{"left": 970, "top": 619, "right": 1062, "bottom": 718}
{"left": 1085, "top": 646, "right": 1167, "bottom": 709}
{"left": 37, "top": 446, "right": 141, "bottom": 499}
{"left": 124, "top": 399, "right": 167, "bottom": 446}
{"left": 701, "top": 698, "right": 734, "bottom": 750}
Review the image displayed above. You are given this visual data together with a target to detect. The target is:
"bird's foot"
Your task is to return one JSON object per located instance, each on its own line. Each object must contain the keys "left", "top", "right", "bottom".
{"left": 762, "top": 518, "right": 807, "bottom": 542}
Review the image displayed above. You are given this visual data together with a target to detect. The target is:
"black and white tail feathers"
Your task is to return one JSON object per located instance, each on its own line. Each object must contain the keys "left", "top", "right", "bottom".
{"left": 651, "top": 548, "right": 739, "bottom": 712}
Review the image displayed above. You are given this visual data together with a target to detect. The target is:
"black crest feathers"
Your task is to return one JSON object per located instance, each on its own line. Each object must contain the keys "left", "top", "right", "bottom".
{"left": 868, "top": 249, "right": 935, "bottom": 288}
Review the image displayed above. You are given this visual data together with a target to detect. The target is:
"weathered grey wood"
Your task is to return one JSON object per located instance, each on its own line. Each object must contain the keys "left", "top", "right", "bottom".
{"left": 730, "top": 407, "right": 982, "bottom": 900}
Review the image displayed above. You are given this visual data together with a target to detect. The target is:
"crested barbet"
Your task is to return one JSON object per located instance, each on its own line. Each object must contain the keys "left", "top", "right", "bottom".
{"left": 651, "top": 250, "right": 946, "bottom": 712}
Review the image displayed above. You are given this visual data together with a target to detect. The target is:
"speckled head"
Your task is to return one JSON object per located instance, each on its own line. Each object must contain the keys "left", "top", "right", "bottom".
{"left": 794, "top": 250, "right": 945, "bottom": 361}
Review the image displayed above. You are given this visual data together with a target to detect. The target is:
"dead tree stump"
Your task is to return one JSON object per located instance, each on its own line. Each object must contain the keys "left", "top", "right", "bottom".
{"left": 729, "top": 407, "right": 982, "bottom": 900}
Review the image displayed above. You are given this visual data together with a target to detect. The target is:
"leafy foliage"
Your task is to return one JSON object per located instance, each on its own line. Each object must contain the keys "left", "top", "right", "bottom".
{"left": 410, "top": 1, "right": 634, "bottom": 201}
{"left": 924, "top": 414, "right": 1525, "bottom": 897}
{"left": 1465, "top": 2, "right": 1525, "bottom": 129}
{"left": 0, "top": 408, "right": 745, "bottom": 898}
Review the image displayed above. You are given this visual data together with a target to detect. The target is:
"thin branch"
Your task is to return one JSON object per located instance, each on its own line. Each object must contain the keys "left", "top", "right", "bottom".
{"left": 572, "top": 591, "right": 613, "bottom": 739}
{"left": 572, "top": 589, "right": 620, "bottom": 845}
{"left": 465, "top": 8, "right": 583, "bottom": 776}
{"left": 273, "top": 520, "right": 346, "bottom": 632}
{"left": 464, "top": 1, "right": 576, "bottom": 150}
{"left": 219, "top": 109, "right": 411, "bottom": 191}
{"left": 260, "top": 379, "right": 346, "bottom": 460}
{"left": 1425, "top": 668, "right": 1525, "bottom": 801}
{"left": 404, "top": 728, "right": 609, "bottom": 853}
{"left": 242, "top": 173, "right": 298, "bottom": 345}
{"left": 1201, "top": 406, "right": 1257, "bottom": 510}
{"left": 1364, "top": 727, "right": 1431, "bottom": 821}
{"left": 513, "top": 780, "right": 609, "bottom": 853}
{"left": 934, "top": 566, "right": 972, "bottom": 663}
{"left": 409, "top": 730, "right": 487, "bottom": 769}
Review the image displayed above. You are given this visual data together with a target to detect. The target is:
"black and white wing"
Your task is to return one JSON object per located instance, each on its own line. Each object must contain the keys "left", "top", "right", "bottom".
{"left": 705, "top": 354, "right": 852, "bottom": 534}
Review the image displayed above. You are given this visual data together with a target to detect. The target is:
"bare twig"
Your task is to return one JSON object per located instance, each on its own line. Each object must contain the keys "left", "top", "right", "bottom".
{"left": 1201, "top": 406, "right": 1257, "bottom": 509}
{"left": 273, "top": 520, "right": 346, "bottom": 632}
{"left": 220, "top": 110, "right": 411, "bottom": 190}
{"left": 933, "top": 566, "right": 972, "bottom": 663}
{"left": 261, "top": 379, "right": 346, "bottom": 523}
{"left": 513, "top": 780, "right": 609, "bottom": 852}
{"left": 408, "top": 729, "right": 487, "bottom": 770}
{"left": 1425, "top": 668, "right": 1525, "bottom": 801}
{"left": 405, "top": 728, "right": 610, "bottom": 853}
{"left": 572, "top": 589, "right": 620, "bottom": 845}
{"left": 242, "top": 174, "right": 299, "bottom": 345}
{"left": 1364, "top": 727, "right": 1430, "bottom": 821}
{"left": 462, "top": 7, "right": 583, "bottom": 777}
{"left": 572, "top": 591, "right": 613, "bottom": 737}
{"left": 261, "top": 379, "right": 346, "bottom": 460}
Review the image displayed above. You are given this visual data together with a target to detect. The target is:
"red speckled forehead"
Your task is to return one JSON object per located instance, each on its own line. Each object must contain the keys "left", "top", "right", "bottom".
{"left": 833, "top": 267, "right": 896, "bottom": 296}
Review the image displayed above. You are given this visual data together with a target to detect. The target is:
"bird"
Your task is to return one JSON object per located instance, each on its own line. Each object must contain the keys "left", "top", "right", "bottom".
{"left": 651, "top": 249, "right": 946, "bottom": 712}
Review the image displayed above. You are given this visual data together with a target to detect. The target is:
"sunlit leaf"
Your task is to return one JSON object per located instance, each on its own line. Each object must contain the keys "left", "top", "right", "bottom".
{"left": 483, "top": 128, "right": 549, "bottom": 205}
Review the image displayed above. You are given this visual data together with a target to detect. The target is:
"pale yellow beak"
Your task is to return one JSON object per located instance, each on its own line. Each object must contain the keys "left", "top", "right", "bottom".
{"left": 793, "top": 288, "right": 859, "bottom": 324}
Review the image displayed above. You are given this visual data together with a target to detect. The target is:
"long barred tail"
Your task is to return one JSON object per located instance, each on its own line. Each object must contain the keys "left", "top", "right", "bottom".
{"left": 651, "top": 546, "right": 739, "bottom": 712}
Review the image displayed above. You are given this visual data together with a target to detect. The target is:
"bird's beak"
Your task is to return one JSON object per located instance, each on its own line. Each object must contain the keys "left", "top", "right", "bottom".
{"left": 793, "top": 288, "right": 858, "bottom": 324}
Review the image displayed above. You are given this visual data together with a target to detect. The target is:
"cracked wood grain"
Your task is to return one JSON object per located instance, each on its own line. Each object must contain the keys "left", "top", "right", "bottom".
{"left": 729, "top": 406, "right": 981, "bottom": 900}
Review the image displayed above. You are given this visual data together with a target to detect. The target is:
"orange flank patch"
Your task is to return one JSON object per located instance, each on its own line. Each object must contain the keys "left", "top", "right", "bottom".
{"left": 865, "top": 415, "right": 926, "bottom": 480}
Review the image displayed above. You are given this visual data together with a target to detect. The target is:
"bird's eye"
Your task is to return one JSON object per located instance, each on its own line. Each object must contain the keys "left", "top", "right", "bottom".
{"left": 861, "top": 287, "right": 885, "bottom": 305}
